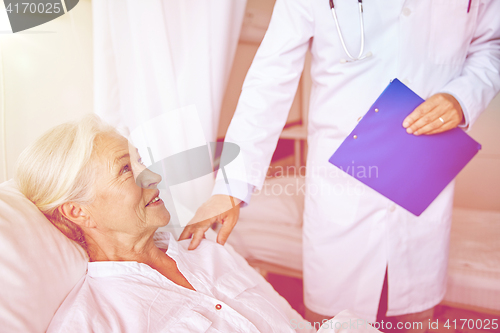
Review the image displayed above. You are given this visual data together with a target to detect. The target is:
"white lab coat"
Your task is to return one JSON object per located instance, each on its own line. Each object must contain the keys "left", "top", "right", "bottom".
{"left": 218, "top": 0, "right": 500, "bottom": 322}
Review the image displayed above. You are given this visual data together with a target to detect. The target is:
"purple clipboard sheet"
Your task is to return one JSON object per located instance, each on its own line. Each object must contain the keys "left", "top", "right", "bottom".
{"left": 329, "top": 79, "right": 481, "bottom": 216}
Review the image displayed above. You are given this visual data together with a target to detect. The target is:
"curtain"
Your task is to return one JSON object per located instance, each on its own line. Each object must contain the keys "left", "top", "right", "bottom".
{"left": 93, "top": 0, "right": 246, "bottom": 233}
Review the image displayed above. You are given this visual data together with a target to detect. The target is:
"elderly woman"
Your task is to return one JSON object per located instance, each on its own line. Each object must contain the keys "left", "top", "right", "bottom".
{"left": 15, "top": 115, "right": 315, "bottom": 333}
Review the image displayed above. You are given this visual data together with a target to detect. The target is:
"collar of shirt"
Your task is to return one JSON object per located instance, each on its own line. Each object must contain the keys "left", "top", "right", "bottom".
{"left": 86, "top": 232, "right": 257, "bottom": 299}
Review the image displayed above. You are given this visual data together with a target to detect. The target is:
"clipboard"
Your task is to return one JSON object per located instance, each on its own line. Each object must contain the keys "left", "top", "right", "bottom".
{"left": 328, "top": 79, "right": 481, "bottom": 216}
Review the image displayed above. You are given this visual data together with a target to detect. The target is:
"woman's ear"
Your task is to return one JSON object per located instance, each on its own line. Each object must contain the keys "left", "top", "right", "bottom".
{"left": 58, "top": 203, "right": 95, "bottom": 228}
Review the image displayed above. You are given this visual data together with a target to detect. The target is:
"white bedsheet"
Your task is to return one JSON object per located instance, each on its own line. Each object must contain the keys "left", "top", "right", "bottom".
{"left": 228, "top": 177, "right": 304, "bottom": 272}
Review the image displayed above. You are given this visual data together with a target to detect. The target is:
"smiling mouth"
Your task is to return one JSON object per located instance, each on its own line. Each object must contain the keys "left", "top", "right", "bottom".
{"left": 145, "top": 195, "right": 161, "bottom": 207}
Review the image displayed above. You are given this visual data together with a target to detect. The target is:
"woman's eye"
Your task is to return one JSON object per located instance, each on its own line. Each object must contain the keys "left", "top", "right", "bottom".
{"left": 121, "top": 164, "right": 131, "bottom": 174}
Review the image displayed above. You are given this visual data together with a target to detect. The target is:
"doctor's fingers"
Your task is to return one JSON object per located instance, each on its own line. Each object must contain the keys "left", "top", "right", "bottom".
{"left": 178, "top": 218, "right": 213, "bottom": 245}
{"left": 216, "top": 206, "right": 241, "bottom": 246}
{"left": 402, "top": 94, "right": 445, "bottom": 134}
{"left": 188, "top": 225, "right": 209, "bottom": 250}
{"left": 402, "top": 95, "right": 440, "bottom": 132}
{"left": 425, "top": 116, "right": 461, "bottom": 135}
{"left": 412, "top": 100, "right": 463, "bottom": 135}
{"left": 403, "top": 93, "right": 462, "bottom": 135}
{"left": 414, "top": 116, "right": 456, "bottom": 135}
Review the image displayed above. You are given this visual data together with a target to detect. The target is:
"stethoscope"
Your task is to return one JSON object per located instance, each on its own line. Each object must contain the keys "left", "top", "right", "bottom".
{"left": 329, "top": 0, "right": 372, "bottom": 63}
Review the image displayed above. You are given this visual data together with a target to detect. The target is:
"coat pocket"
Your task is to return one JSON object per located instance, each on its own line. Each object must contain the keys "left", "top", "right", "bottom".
{"left": 428, "top": 0, "right": 478, "bottom": 65}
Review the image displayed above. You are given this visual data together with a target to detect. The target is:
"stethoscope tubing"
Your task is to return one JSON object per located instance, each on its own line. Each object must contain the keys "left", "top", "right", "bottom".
{"left": 330, "top": 0, "right": 369, "bottom": 62}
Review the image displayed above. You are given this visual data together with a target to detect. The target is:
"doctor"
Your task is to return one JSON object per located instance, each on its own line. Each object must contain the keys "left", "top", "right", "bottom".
{"left": 180, "top": 0, "right": 500, "bottom": 329}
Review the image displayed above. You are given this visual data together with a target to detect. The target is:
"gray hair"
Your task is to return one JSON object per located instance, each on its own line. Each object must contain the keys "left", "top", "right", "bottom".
{"left": 15, "top": 114, "right": 119, "bottom": 253}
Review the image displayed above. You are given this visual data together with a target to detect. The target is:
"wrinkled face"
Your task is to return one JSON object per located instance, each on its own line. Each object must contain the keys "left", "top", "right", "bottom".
{"left": 85, "top": 134, "right": 170, "bottom": 236}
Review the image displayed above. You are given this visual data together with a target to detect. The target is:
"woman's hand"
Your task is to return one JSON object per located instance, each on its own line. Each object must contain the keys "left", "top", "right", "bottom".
{"left": 403, "top": 93, "right": 464, "bottom": 135}
{"left": 178, "top": 195, "right": 241, "bottom": 250}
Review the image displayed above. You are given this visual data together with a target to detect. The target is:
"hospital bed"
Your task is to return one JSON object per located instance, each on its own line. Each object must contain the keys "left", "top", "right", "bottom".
{"left": 0, "top": 179, "right": 307, "bottom": 332}
{"left": 228, "top": 176, "right": 500, "bottom": 314}
{"left": 227, "top": 176, "right": 305, "bottom": 278}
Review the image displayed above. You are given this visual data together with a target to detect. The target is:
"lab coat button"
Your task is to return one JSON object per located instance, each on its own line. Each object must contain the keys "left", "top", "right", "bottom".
{"left": 215, "top": 304, "right": 222, "bottom": 310}
{"left": 403, "top": 7, "right": 411, "bottom": 16}
{"left": 389, "top": 204, "right": 396, "bottom": 212}
{"left": 402, "top": 8, "right": 412, "bottom": 16}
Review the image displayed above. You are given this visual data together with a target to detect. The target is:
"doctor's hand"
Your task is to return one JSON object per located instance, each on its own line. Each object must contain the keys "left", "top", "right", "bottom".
{"left": 402, "top": 93, "right": 464, "bottom": 135}
{"left": 178, "top": 195, "right": 241, "bottom": 250}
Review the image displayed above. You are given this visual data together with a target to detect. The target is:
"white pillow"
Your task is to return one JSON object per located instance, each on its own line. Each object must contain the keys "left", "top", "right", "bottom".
{"left": 0, "top": 180, "right": 87, "bottom": 333}
{"left": 239, "top": 176, "right": 305, "bottom": 227}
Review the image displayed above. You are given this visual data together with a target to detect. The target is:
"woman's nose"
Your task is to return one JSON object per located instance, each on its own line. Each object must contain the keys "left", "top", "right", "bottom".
{"left": 136, "top": 167, "right": 162, "bottom": 189}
